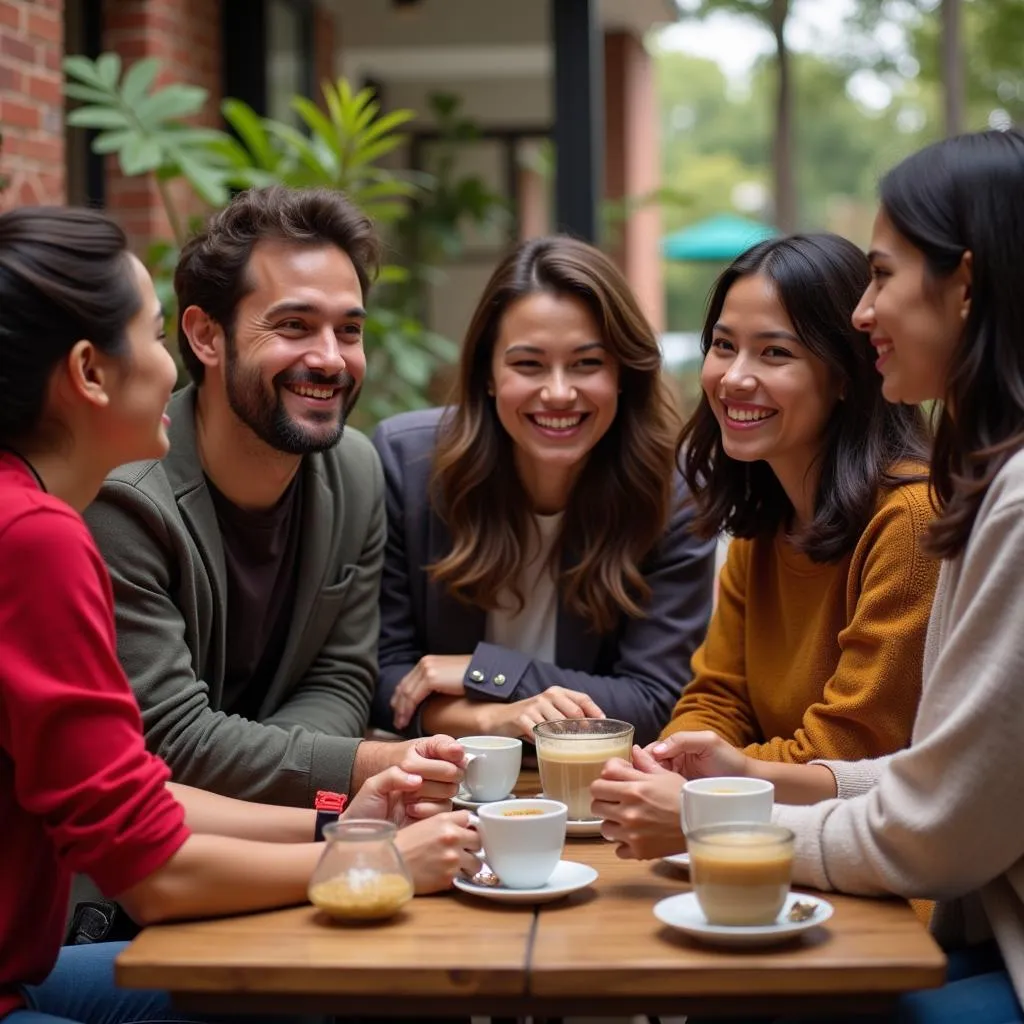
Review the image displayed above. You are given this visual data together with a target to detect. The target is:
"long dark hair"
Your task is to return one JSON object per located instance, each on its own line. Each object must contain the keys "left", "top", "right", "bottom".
{"left": 680, "top": 233, "right": 931, "bottom": 562}
{"left": 0, "top": 207, "right": 139, "bottom": 446}
{"left": 429, "top": 235, "right": 680, "bottom": 633}
{"left": 879, "top": 129, "right": 1024, "bottom": 559}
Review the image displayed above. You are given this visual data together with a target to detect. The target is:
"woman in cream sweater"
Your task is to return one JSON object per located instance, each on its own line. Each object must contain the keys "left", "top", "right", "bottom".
{"left": 597, "top": 129, "right": 1024, "bottom": 1023}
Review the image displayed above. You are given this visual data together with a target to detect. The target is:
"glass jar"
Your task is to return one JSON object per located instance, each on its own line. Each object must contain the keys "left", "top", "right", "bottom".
{"left": 308, "top": 820, "right": 414, "bottom": 922}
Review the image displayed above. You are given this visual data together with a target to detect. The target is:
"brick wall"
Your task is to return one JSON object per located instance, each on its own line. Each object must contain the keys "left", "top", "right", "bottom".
{"left": 0, "top": 0, "right": 65, "bottom": 210}
{"left": 102, "top": 0, "right": 222, "bottom": 253}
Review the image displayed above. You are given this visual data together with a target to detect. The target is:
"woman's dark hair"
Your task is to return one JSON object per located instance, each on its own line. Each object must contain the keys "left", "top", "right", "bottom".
{"left": 879, "top": 129, "right": 1024, "bottom": 559}
{"left": 174, "top": 185, "right": 381, "bottom": 384}
{"left": 679, "top": 232, "right": 931, "bottom": 562}
{"left": 429, "top": 235, "right": 680, "bottom": 633}
{"left": 0, "top": 206, "right": 140, "bottom": 445}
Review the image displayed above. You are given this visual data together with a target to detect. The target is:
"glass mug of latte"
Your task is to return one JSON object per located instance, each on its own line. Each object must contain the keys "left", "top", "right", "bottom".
{"left": 534, "top": 718, "right": 634, "bottom": 821}
{"left": 688, "top": 823, "right": 795, "bottom": 926}
{"left": 308, "top": 820, "right": 414, "bottom": 921}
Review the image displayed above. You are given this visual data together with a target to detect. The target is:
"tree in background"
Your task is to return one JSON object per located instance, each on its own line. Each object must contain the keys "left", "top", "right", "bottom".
{"left": 848, "top": 0, "right": 1024, "bottom": 135}
{"left": 676, "top": 0, "right": 798, "bottom": 231}
{"left": 654, "top": 45, "right": 929, "bottom": 330}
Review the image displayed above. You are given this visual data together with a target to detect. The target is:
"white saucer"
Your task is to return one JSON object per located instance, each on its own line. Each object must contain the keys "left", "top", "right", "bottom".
{"left": 453, "top": 859, "right": 598, "bottom": 904}
{"left": 453, "top": 790, "right": 515, "bottom": 810}
{"left": 653, "top": 891, "right": 833, "bottom": 948}
{"left": 661, "top": 851, "right": 690, "bottom": 868}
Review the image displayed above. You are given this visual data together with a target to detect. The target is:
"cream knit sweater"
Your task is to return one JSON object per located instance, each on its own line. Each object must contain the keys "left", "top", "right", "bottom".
{"left": 775, "top": 446, "right": 1024, "bottom": 1008}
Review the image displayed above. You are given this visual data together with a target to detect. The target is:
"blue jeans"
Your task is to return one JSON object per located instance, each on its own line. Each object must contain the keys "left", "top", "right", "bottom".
{"left": 686, "top": 941, "right": 1022, "bottom": 1023}
{"left": 896, "top": 941, "right": 1022, "bottom": 1024}
{"left": 8, "top": 943, "right": 201, "bottom": 1024}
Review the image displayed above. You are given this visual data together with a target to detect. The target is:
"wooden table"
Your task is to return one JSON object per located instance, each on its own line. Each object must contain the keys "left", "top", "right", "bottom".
{"left": 117, "top": 771, "right": 946, "bottom": 1018}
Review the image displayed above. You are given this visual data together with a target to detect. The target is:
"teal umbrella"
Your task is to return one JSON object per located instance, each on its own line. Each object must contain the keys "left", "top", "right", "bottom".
{"left": 662, "top": 213, "right": 779, "bottom": 262}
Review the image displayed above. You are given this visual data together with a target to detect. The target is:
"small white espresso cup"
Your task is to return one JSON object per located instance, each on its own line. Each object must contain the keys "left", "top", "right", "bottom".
{"left": 680, "top": 777, "right": 774, "bottom": 836}
{"left": 472, "top": 798, "right": 567, "bottom": 888}
{"left": 461, "top": 736, "right": 523, "bottom": 803}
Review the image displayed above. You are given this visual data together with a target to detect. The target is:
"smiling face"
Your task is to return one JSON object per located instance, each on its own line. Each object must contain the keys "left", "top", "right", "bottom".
{"left": 221, "top": 240, "right": 366, "bottom": 454}
{"left": 490, "top": 291, "right": 619, "bottom": 509}
{"left": 852, "top": 208, "right": 969, "bottom": 406}
{"left": 100, "top": 254, "right": 179, "bottom": 465}
{"left": 701, "top": 273, "right": 841, "bottom": 492}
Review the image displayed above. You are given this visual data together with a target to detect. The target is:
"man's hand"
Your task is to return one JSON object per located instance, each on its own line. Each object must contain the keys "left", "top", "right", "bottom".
{"left": 394, "top": 810, "right": 482, "bottom": 894}
{"left": 644, "top": 729, "right": 752, "bottom": 780}
{"left": 485, "top": 686, "right": 605, "bottom": 741}
{"left": 590, "top": 752, "right": 686, "bottom": 861}
{"left": 391, "top": 655, "right": 473, "bottom": 730}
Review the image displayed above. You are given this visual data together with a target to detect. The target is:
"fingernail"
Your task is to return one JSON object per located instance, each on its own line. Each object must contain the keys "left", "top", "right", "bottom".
{"left": 652, "top": 743, "right": 667, "bottom": 754}
{"left": 406, "top": 773, "right": 421, "bottom": 784}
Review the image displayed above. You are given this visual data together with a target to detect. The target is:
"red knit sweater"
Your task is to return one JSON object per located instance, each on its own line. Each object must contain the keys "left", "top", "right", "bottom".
{"left": 0, "top": 454, "right": 190, "bottom": 1018}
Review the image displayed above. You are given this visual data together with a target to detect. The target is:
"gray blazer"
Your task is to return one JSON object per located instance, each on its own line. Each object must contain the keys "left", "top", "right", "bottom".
{"left": 371, "top": 408, "right": 716, "bottom": 747}
{"left": 84, "top": 386, "right": 385, "bottom": 806}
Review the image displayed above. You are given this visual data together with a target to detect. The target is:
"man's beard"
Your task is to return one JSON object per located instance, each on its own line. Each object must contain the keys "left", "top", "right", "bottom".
{"left": 224, "top": 338, "right": 360, "bottom": 455}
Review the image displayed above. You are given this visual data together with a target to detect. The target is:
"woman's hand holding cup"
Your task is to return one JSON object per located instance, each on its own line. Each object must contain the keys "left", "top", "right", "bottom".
{"left": 394, "top": 811, "right": 482, "bottom": 894}
{"left": 590, "top": 753, "right": 687, "bottom": 861}
{"left": 644, "top": 730, "right": 756, "bottom": 781}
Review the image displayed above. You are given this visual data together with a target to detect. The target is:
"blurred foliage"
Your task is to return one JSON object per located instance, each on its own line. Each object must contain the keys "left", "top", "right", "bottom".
{"left": 850, "top": 0, "right": 1024, "bottom": 128}
{"left": 653, "top": 43, "right": 936, "bottom": 334}
{"left": 63, "top": 54, "right": 472, "bottom": 428}
{"left": 389, "top": 92, "right": 510, "bottom": 325}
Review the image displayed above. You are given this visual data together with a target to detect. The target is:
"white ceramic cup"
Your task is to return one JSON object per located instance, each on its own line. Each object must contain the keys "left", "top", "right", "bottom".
{"left": 680, "top": 777, "right": 774, "bottom": 836}
{"left": 461, "top": 735, "right": 522, "bottom": 803}
{"left": 471, "top": 798, "right": 567, "bottom": 888}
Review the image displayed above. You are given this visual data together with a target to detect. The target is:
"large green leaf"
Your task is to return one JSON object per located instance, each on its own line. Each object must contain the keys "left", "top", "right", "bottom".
{"left": 64, "top": 83, "right": 118, "bottom": 105}
{"left": 134, "top": 84, "right": 208, "bottom": 127}
{"left": 66, "top": 105, "right": 132, "bottom": 129}
{"left": 164, "top": 126, "right": 230, "bottom": 147}
{"left": 221, "top": 98, "right": 279, "bottom": 169}
{"left": 292, "top": 97, "right": 342, "bottom": 159}
{"left": 120, "top": 57, "right": 160, "bottom": 108}
{"left": 121, "top": 134, "right": 164, "bottom": 175}
{"left": 91, "top": 128, "right": 136, "bottom": 154}
{"left": 171, "top": 147, "right": 229, "bottom": 206}
{"left": 95, "top": 52, "right": 122, "bottom": 90}
{"left": 264, "top": 120, "right": 329, "bottom": 177}
{"left": 357, "top": 108, "right": 416, "bottom": 150}
{"left": 63, "top": 55, "right": 109, "bottom": 90}
{"left": 345, "top": 134, "right": 404, "bottom": 170}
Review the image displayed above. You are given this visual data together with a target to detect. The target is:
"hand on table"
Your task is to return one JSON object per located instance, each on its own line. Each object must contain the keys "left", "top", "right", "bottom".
{"left": 644, "top": 729, "right": 753, "bottom": 781}
{"left": 391, "top": 655, "right": 472, "bottom": 730}
{"left": 486, "top": 686, "right": 605, "bottom": 741}
{"left": 590, "top": 749, "right": 686, "bottom": 861}
{"left": 394, "top": 810, "right": 482, "bottom": 894}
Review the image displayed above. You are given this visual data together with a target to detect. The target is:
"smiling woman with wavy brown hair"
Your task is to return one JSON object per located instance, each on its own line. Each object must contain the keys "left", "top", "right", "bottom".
{"left": 370, "top": 236, "right": 716, "bottom": 747}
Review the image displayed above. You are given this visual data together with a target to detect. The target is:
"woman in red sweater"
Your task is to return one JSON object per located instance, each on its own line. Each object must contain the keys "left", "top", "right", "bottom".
{"left": 0, "top": 206, "right": 481, "bottom": 1024}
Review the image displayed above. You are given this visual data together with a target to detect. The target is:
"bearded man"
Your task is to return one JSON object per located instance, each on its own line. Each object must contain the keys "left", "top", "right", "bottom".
{"left": 85, "top": 186, "right": 463, "bottom": 810}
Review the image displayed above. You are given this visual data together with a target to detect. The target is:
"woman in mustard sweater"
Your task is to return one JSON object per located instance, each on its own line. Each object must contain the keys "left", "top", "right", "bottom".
{"left": 658, "top": 232, "right": 937, "bottom": 765}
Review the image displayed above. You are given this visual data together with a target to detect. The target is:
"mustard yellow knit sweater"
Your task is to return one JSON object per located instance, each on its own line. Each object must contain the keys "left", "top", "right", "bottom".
{"left": 661, "top": 480, "right": 938, "bottom": 763}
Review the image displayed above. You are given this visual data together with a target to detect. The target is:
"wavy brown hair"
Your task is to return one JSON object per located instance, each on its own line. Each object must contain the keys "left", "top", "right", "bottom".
{"left": 679, "top": 233, "right": 931, "bottom": 562}
{"left": 877, "top": 130, "right": 1024, "bottom": 559}
{"left": 428, "top": 235, "right": 679, "bottom": 633}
